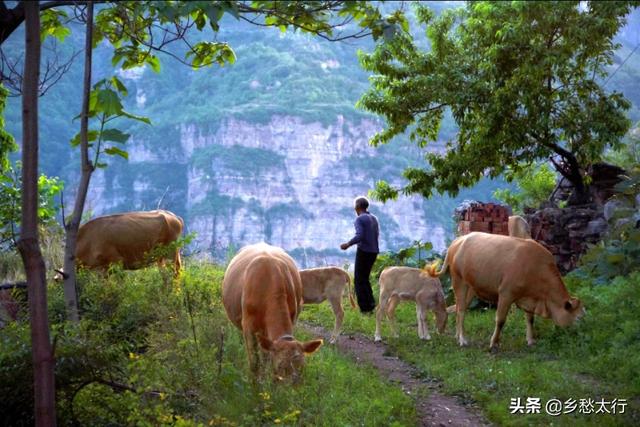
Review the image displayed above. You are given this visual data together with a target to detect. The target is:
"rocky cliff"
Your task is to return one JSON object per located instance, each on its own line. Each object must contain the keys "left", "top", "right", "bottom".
{"left": 86, "top": 115, "right": 448, "bottom": 267}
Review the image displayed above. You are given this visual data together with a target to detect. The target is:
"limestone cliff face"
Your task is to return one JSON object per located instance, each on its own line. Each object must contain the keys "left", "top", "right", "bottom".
{"left": 87, "top": 115, "right": 447, "bottom": 267}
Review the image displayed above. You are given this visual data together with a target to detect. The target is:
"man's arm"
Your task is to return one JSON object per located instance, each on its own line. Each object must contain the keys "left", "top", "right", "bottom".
{"left": 347, "top": 217, "right": 364, "bottom": 246}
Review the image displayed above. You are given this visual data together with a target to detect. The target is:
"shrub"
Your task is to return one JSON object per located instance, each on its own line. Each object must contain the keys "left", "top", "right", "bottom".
{"left": 493, "top": 162, "right": 557, "bottom": 213}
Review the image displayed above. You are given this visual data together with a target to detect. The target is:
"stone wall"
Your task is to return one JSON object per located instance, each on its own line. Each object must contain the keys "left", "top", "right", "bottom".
{"left": 525, "top": 204, "right": 607, "bottom": 273}
{"left": 522, "top": 163, "right": 629, "bottom": 273}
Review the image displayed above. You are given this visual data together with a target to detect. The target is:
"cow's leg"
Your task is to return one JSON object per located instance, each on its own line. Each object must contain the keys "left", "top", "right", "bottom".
{"left": 386, "top": 294, "right": 400, "bottom": 338}
{"left": 243, "top": 331, "right": 261, "bottom": 379}
{"left": 452, "top": 275, "right": 471, "bottom": 347}
{"left": 447, "top": 289, "right": 475, "bottom": 314}
{"left": 489, "top": 296, "right": 512, "bottom": 352}
{"left": 374, "top": 292, "right": 388, "bottom": 342}
{"left": 173, "top": 249, "right": 182, "bottom": 277}
{"left": 328, "top": 296, "right": 344, "bottom": 344}
{"left": 525, "top": 311, "right": 536, "bottom": 346}
{"left": 416, "top": 303, "right": 424, "bottom": 339}
{"left": 417, "top": 302, "right": 431, "bottom": 340}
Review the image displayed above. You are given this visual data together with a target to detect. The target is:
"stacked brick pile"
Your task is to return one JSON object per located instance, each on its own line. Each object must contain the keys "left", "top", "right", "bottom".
{"left": 455, "top": 201, "right": 511, "bottom": 236}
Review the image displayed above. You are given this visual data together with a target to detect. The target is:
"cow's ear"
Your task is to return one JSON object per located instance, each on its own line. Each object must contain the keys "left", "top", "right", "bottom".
{"left": 257, "top": 334, "right": 274, "bottom": 351}
{"left": 301, "top": 338, "right": 323, "bottom": 355}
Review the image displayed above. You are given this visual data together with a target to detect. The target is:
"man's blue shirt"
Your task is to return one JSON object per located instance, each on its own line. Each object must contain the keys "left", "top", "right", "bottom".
{"left": 348, "top": 212, "right": 380, "bottom": 253}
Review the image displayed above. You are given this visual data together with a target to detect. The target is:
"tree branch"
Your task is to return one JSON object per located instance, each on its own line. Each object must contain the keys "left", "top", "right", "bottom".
{"left": 0, "top": 1, "right": 107, "bottom": 46}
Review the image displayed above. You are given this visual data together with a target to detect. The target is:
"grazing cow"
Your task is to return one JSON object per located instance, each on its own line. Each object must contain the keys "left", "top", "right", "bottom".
{"left": 55, "top": 210, "right": 183, "bottom": 278}
{"left": 426, "top": 232, "right": 584, "bottom": 351}
{"left": 222, "top": 243, "right": 323, "bottom": 382}
{"left": 508, "top": 215, "right": 532, "bottom": 239}
{"left": 445, "top": 216, "right": 533, "bottom": 314}
{"left": 299, "top": 267, "right": 356, "bottom": 344}
{"left": 374, "top": 267, "right": 447, "bottom": 342}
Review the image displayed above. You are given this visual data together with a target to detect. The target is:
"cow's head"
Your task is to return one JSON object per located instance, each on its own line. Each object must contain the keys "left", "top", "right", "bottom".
{"left": 553, "top": 297, "right": 585, "bottom": 327}
{"left": 258, "top": 334, "right": 323, "bottom": 383}
{"left": 435, "top": 306, "right": 448, "bottom": 334}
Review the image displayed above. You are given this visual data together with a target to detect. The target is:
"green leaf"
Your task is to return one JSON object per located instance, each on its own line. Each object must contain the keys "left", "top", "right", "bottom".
{"left": 100, "top": 128, "right": 130, "bottom": 143}
{"left": 96, "top": 89, "right": 123, "bottom": 116}
{"left": 606, "top": 253, "right": 625, "bottom": 264}
{"left": 70, "top": 130, "right": 99, "bottom": 147}
{"left": 104, "top": 146, "right": 129, "bottom": 159}
{"left": 40, "top": 8, "right": 70, "bottom": 42}
{"left": 110, "top": 76, "right": 129, "bottom": 96}
{"left": 370, "top": 180, "right": 399, "bottom": 201}
{"left": 185, "top": 41, "right": 236, "bottom": 68}
{"left": 147, "top": 55, "right": 161, "bottom": 73}
{"left": 120, "top": 111, "right": 151, "bottom": 125}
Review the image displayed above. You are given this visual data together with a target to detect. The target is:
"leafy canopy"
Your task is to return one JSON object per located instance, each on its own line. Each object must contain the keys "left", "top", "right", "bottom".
{"left": 358, "top": 1, "right": 636, "bottom": 201}
{"left": 91, "top": 1, "right": 409, "bottom": 72}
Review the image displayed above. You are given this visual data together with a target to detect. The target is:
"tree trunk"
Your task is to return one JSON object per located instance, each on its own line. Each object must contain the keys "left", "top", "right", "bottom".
{"left": 558, "top": 159, "right": 590, "bottom": 206}
{"left": 62, "top": 1, "right": 94, "bottom": 322}
{"left": 17, "top": 2, "right": 57, "bottom": 425}
{"left": 547, "top": 143, "right": 591, "bottom": 206}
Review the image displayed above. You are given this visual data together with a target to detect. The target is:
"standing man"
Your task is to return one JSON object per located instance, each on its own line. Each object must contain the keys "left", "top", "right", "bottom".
{"left": 340, "top": 196, "right": 380, "bottom": 314}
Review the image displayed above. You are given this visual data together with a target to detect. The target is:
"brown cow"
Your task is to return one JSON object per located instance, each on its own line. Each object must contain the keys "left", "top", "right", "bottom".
{"left": 508, "top": 215, "right": 532, "bottom": 239}
{"left": 56, "top": 210, "right": 183, "bottom": 278}
{"left": 445, "top": 217, "right": 533, "bottom": 314}
{"left": 426, "top": 232, "right": 584, "bottom": 351}
{"left": 299, "top": 267, "right": 356, "bottom": 344}
{"left": 222, "top": 243, "right": 323, "bottom": 382}
{"left": 375, "top": 267, "right": 447, "bottom": 342}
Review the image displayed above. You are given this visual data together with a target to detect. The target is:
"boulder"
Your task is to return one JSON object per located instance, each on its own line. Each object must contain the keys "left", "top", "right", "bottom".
{"left": 604, "top": 199, "right": 629, "bottom": 221}
{"left": 585, "top": 218, "right": 608, "bottom": 237}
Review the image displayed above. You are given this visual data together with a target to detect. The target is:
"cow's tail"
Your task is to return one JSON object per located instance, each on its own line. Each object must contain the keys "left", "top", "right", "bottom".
{"left": 346, "top": 272, "right": 356, "bottom": 309}
{"left": 423, "top": 254, "right": 449, "bottom": 278}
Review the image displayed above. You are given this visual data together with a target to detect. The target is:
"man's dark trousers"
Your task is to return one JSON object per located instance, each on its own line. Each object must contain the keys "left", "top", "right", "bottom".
{"left": 354, "top": 249, "right": 377, "bottom": 313}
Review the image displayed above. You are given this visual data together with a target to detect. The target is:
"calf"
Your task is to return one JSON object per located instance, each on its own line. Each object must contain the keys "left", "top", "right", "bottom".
{"left": 374, "top": 266, "right": 447, "bottom": 342}
{"left": 426, "top": 232, "right": 584, "bottom": 351}
{"left": 222, "top": 243, "right": 323, "bottom": 382}
{"left": 299, "top": 267, "right": 356, "bottom": 344}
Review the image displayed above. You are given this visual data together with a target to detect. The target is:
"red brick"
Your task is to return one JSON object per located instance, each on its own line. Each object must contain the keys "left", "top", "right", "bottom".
{"left": 469, "top": 221, "right": 491, "bottom": 232}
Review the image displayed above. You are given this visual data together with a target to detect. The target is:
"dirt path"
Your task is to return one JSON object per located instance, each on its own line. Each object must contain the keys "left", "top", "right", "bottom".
{"left": 303, "top": 323, "right": 491, "bottom": 427}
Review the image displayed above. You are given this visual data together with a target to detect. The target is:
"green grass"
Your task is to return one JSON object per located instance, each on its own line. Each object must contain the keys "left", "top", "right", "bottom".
{"left": 3, "top": 249, "right": 638, "bottom": 426}
{"left": 1, "top": 260, "right": 416, "bottom": 426}
{"left": 299, "top": 272, "right": 640, "bottom": 426}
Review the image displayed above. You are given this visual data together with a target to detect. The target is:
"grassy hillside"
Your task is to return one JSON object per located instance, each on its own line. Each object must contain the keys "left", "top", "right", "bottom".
{"left": 1, "top": 261, "right": 417, "bottom": 426}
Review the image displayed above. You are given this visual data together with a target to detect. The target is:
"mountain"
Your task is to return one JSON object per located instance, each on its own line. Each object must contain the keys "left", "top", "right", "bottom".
{"left": 3, "top": 3, "right": 639, "bottom": 266}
